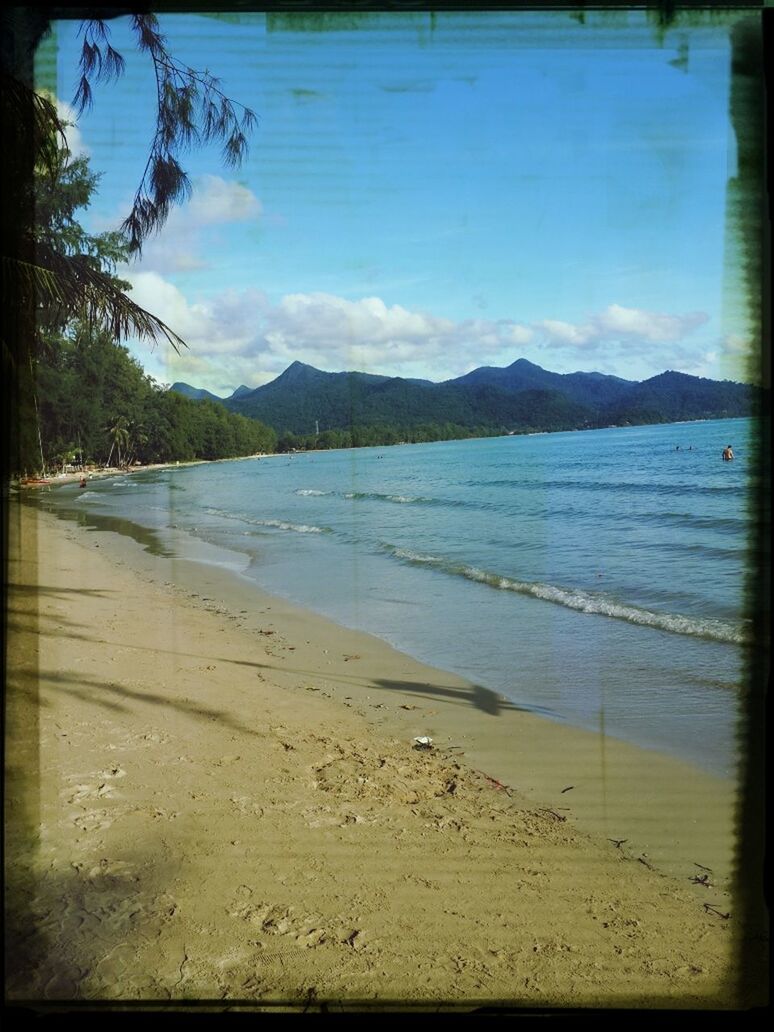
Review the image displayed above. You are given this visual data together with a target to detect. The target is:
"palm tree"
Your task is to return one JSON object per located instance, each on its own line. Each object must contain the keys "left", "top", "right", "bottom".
{"left": 124, "top": 420, "right": 149, "bottom": 467}
{"left": 105, "top": 417, "right": 130, "bottom": 469}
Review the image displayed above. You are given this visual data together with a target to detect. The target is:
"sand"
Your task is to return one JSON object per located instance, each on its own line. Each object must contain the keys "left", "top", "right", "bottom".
{"left": 4, "top": 500, "right": 764, "bottom": 1009}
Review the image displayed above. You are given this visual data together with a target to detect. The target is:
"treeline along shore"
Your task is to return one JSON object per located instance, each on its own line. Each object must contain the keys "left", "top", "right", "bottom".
{"left": 172, "top": 357, "right": 761, "bottom": 456}
{"left": 15, "top": 323, "right": 277, "bottom": 477}
{"left": 16, "top": 322, "right": 762, "bottom": 477}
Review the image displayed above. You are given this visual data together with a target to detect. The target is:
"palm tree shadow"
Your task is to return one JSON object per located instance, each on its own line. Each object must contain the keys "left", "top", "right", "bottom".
{"left": 5, "top": 851, "right": 185, "bottom": 1001}
{"left": 368, "top": 676, "right": 559, "bottom": 719}
{"left": 10, "top": 583, "right": 116, "bottom": 598}
{"left": 35, "top": 668, "right": 265, "bottom": 739}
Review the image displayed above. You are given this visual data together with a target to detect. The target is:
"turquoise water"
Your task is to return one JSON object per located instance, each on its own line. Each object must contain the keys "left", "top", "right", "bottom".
{"left": 46, "top": 417, "right": 758, "bottom": 777}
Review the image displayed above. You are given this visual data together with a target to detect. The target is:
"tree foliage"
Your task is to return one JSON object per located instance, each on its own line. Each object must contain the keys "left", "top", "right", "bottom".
{"left": 73, "top": 15, "right": 257, "bottom": 255}
{"left": 22, "top": 319, "right": 276, "bottom": 475}
{"left": 2, "top": 76, "right": 186, "bottom": 357}
{"left": 2, "top": 10, "right": 258, "bottom": 357}
{"left": 2, "top": 9, "right": 260, "bottom": 478}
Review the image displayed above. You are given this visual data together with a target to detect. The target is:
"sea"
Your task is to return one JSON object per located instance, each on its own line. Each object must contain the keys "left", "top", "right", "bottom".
{"left": 41, "top": 416, "right": 760, "bottom": 780}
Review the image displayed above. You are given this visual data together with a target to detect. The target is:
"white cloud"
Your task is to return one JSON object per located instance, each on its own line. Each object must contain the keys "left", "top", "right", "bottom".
{"left": 126, "top": 282, "right": 539, "bottom": 391}
{"left": 537, "top": 319, "right": 592, "bottom": 345}
{"left": 128, "top": 272, "right": 267, "bottom": 356}
{"left": 537, "top": 304, "right": 708, "bottom": 350}
{"left": 119, "top": 176, "right": 262, "bottom": 274}
{"left": 186, "top": 175, "right": 261, "bottom": 224}
{"left": 501, "top": 323, "right": 535, "bottom": 345}
{"left": 595, "top": 304, "right": 708, "bottom": 343}
{"left": 273, "top": 292, "right": 455, "bottom": 347}
{"left": 125, "top": 280, "right": 716, "bottom": 394}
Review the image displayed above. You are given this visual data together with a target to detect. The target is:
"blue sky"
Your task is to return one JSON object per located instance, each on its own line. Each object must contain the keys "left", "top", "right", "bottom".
{"left": 38, "top": 9, "right": 753, "bottom": 396}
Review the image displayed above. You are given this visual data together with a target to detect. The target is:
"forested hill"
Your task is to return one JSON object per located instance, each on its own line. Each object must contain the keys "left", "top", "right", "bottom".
{"left": 169, "top": 382, "right": 225, "bottom": 404}
{"left": 190, "top": 359, "right": 757, "bottom": 439}
{"left": 19, "top": 326, "right": 277, "bottom": 474}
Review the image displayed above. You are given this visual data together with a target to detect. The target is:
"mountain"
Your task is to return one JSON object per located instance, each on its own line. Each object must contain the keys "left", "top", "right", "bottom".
{"left": 446, "top": 358, "right": 635, "bottom": 409}
{"left": 228, "top": 384, "right": 254, "bottom": 400}
{"left": 169, "top": 382, "right": 224, "bottom": 404}
{"left": 221, "top": 361, "right": 586, "bottom": 434}
{"left": 601, "top": 370, "right": 757, "bottom": 425}
{"left": 176, "top": 360, "right": 757, "bottom": 438}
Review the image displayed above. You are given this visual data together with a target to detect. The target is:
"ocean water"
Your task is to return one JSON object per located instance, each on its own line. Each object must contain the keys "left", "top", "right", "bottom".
{"left": 44, "top": 417, "right": 759, "bottom": 778}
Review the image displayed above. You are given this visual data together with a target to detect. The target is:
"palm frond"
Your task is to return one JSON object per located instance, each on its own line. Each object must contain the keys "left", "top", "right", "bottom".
{"left": 2, "top": 252, "right": 188, "bottom": 353}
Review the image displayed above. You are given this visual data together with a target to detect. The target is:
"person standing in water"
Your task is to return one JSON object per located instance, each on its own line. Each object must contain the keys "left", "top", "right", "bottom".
{"left": 722, "top": 444, "right": 734, "bottom": 461}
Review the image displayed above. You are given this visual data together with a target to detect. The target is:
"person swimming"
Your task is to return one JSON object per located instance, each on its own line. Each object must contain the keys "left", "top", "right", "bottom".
{"left": 722, "top": 444, "right": 734, "bottom": 461}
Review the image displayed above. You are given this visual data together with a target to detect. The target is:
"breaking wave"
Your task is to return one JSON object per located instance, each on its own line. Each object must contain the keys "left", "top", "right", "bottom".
{"left": 344, "top": 490, "right": 437, "bottom": 505}
{"left": 205, "top": 507, "right": 327, "bottom": 534}
{"left": 383, "top": 545, "right": 746, "bottom": 646}
{"left": 255, "top": 519, "right": 326, "bottom": 534}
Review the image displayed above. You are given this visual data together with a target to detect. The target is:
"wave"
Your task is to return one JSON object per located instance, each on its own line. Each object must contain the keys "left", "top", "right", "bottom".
{"left": 384, "top": 545, "right": 746, "bottom": 645}
{"left": 293, "top": 487, "right": 472, "bottom": 509}
{"left": 205, "top": 507, "right": 327, "bottom": 535}
{"left": 645, "top": 512, "right": 746, "bottom": 534}
{"left": 636, "top": 540, "right": 746, "bottom": 562}
{"left": 74, "top": 491, "right": 100, "bottom": 501}
{"left": 465, "top": 477, "right": 747, "bottom": 498}
{"left": 257, "top": 519, "right": 326, "bottom": 534}
{"left": 344, "top": 490, "right": 433, "bottom": 504}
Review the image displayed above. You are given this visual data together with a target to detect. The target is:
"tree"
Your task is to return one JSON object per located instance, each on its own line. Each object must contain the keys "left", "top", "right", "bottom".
{"left": 2, "top": 9, "right": 259, "bottom": 477}
{"left": 105, "top": 416, "right": 130, "bottom": 469}
{"left": 73, "top": 16, "right": 257, "bottom": 257}
{"left": 3, "top": 11, "right": 257, "bottom": 350}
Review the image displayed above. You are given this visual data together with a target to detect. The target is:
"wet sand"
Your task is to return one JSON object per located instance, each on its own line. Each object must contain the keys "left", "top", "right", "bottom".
{"left": 4, "top": 500, "right": 759, "bottom": 1008}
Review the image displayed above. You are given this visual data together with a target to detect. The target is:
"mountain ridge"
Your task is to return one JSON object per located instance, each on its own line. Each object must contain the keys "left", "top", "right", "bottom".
{"left": 170, "top": 359, "right": 757, "bottom": 438}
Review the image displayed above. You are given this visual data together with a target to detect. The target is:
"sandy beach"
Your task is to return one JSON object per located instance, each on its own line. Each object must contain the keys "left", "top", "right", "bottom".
{"left": 4, "top": 499, "right": 763, "bottom": 1009}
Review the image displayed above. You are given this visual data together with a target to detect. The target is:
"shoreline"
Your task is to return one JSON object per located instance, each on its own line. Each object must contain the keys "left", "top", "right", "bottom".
{"left": 11, "top": 413, "right": 752, "bottom": 490}
{"left": 32, "top": 491, "right": 741, "bottom": 883}
{"left": 5, "top": 500, "right": 759, "bottom": 1006}
{"left": 12, "top": 453, "right": 279, "bottom": 490}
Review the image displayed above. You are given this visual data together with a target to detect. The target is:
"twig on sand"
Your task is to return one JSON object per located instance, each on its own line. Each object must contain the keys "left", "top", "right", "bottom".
{"left": 693, "top": 862, "right": 713, "bottom": 873}
{"left": 637, "top": 855, "right": 655, "bottom": 870}
{"left": 560, "top": 785, "right": 575, "bottom": 793}
{"left": 608, "top": 838, "right": 628, "bottom": 849}
{"left": 691, "top": 872, "right": 712, "bottom": 887}
{"left": 703, "top": 903, "right": 730, "bottom": 919}
{"left": 479, "top": 772, "right": 513, "bottom": 795}
{"left": 537, "top": 807, "right": 567, "bottom": 822}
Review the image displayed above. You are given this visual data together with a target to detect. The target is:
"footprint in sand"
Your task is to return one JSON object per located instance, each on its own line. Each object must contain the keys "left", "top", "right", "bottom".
{"left": 229, "top": 795, "right": 265, "bottom": 818}
{"left": 82, "top": 857, "right": 137, "bottom": 882}
{"left": 65, "top": 766, "right": 127, "bottom": 805}
{"left": 129, "top": 805, "right": 180, "bottom": 821}
{"left": 67, "top": 782, "right": 116, "bottom": 803}
{"left": 227, "top": 895, "right": 329, "bottom": 949}
{"left": 128, "top": 729, "right": 170, "bottom": 746}
{"left": 73, "top": 809, "right": 114, "bottom": 832}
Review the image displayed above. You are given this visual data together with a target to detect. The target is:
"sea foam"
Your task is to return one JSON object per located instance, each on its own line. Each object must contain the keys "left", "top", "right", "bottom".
{"left": 386, "top": 545, "right": 746, "bottom": 646}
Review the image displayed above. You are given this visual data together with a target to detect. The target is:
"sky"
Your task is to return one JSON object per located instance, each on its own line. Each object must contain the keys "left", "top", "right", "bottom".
{"left": 37, "top": 9, "right": 756, "bottom": 397}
